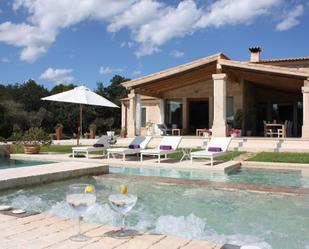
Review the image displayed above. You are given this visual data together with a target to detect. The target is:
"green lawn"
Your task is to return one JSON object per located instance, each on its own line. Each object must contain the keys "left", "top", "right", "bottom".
{"left": 13, "top": 144, "right": 73, "bottom": 154}
{"left": 247, "top": 152, "right": 309, "bottom": 164}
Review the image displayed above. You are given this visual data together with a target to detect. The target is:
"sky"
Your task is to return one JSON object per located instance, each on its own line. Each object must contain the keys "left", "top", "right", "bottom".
{"left": 0, "top": 0, "right": 308, "bottom": 90}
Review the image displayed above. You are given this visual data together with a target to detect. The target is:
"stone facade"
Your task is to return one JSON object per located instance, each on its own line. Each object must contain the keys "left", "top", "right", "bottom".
{"left": 120, "top": 51, "right": 309, "bottom": 138}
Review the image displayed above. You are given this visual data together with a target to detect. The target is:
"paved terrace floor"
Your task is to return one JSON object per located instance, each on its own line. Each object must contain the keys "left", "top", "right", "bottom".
{"left": 0, "top": 213, "right": 224, "bottom": 249}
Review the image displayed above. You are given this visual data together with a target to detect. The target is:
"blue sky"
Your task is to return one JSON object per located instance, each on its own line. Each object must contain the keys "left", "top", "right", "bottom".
{"left": 0, "top": 0, "right": 308, "bottom": 90}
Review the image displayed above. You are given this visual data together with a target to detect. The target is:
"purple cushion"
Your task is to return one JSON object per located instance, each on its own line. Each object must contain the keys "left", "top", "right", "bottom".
{"left": 160, "top": 145, "right": 172, "bottom": 150}
{"left": 208, "top": 147, "right": 222, "bottom": 152}
{"left": 129, "top": 144, "right": 140, "bottom": 149}
{"left": 93, "top": 143, "right": 104, "bottom": 147}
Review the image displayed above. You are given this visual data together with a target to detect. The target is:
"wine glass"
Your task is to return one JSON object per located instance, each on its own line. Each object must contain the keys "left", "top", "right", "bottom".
{"left": 66, "top": 183, "right": 96, "bottom": 241}
{"left": 108, "top": 184, "right": 137, "bottom": 238}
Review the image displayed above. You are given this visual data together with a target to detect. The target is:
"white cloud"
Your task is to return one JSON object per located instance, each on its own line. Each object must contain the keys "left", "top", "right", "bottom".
{"left": 99, "top": 66, "right": 123, "bottom": 75}
{"left": 1, "top": 0, "right": 133, "bottom": 62}
{"left": 120, "top": 41, "right": 135, "bottom": 48}
{"left": 0, "top": 0, "right": 304, "bottom": 61}
{"left": 169, "top": 50, "right": 184, "bottom": 58}
{"left": 276, "top": 5, "right": 304, "bottom": 31}
{"left": 40, "top": 67, "right": 74, "bottom": 85}
{"left": 1, "top": 57, "right": 9, "bottom": 63}
{"left": 132, "top": 70, "right": 141, "bottom": 75}
{"left": 196, "top": 0, "right": 282, "bottom": 28}
{"left": 133, "top": 0, "right": 202, "bottom": 57}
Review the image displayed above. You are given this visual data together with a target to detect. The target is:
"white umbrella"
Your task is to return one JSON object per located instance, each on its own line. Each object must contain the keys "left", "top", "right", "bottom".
{"left": 41, "top": 85, "right": 119, "bottom": 145}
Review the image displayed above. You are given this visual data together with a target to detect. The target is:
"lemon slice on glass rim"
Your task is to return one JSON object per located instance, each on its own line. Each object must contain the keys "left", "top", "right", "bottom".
{"left": 84, "top": 185, "right": 95, "bottom": 193}
{"left": 120, "top": 184, "right": 128, "bottom": 195}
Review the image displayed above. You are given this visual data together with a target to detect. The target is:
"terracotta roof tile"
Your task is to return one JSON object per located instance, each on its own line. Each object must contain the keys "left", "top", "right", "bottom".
{"left": 258, "top": 56, "right": 309, "bottom": 63}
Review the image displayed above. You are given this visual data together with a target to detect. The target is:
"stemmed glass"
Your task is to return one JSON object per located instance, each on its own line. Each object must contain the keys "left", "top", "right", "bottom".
{"left": 66, "top": 183, "right": 96, "bottom": 241}
{"left": 108, "top": 184, "right": 137, "bottom": 238}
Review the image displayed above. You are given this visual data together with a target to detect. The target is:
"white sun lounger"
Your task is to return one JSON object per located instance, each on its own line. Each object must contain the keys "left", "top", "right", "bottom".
{"left": 190, "top": 137, "right": 232, "bottom": 166}
{"left": 107, "top": 136, "right": 152, "bottom": 161}
{"left": 72, "top": 136, "right": 110, "bottom": 158}
{"left": 140, "top": 136, "right": 182, "bottom": 163}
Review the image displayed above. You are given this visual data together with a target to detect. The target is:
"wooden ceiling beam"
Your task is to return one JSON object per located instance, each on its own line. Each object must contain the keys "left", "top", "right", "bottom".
{"left": 133, "top": 64, "right": 216, "bottom": 91}
{"left": 134, "top": 88, "right": 161, "bottom": 98}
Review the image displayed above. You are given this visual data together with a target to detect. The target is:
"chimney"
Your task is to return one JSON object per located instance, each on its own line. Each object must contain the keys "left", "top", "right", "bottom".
{"left": 249, "top": 47, "right": 261, "bottom": 62}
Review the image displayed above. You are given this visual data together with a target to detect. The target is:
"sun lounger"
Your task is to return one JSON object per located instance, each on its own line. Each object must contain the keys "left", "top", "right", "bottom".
{"left": 190, "top": 137, "right": 232, "bottom": 166}
{"left": 107, "top": 136, "right": 152, "bottom": 161}
{"left": 140, "top": 136, "right": 182, "bottom": 163}
{"left": 72, "top": 136, "right": 110, "bottom": 158}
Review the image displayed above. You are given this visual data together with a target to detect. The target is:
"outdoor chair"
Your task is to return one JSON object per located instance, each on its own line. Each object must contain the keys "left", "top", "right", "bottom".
{"left": 190, "top": 137, "right": 232, "bottom": 166}
{"left": 140, "top": 136, "right": 182, "bottom": 163}
{"left": 157, "top": 124, "right": 173, "bottom": 136}
{"left": 72, "top": 136, "right": 110, "bottom": 158}
{"left": 107, "top": 136, "right": 152, "bottom": 161}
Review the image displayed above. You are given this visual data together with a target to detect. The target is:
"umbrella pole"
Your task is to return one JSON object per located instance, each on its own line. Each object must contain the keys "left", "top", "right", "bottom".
{"left": 76, "top": 104, "right": 82, "bottom": 146}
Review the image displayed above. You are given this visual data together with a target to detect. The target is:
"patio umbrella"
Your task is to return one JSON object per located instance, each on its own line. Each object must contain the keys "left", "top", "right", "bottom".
{"left": 41, "top": 85, "right": 119, "bottom": 145}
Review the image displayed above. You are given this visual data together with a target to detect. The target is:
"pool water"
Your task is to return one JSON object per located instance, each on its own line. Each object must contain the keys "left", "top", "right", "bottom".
{"left": 0, "top": 159, "right": 54, "bottom": 169}
{"left": 0, "top": 176, "right": 308, "bottom": 249}
{"left": 109, "top": 166, "right": 309, "bottom": 188}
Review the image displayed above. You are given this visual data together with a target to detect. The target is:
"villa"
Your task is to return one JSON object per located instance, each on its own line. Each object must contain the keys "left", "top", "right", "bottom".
{"left": 120, "top": 47, "right": 309, "bottom": 139}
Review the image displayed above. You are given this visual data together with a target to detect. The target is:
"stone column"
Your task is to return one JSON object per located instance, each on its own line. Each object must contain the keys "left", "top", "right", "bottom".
{"left": 212, "top": 73, "right": 227, "bottom": 137}
{"left": 302, "top": 80, "right": 309, "bottom": 139}
{"left": 159, "top": 99, "right": 165, "bottom": 124}
{"left": 182, "top": 97, "right": 187, "bottom": 134}
{"left": 209, "top": 96, "right": 213, "bottom": 128}
{"left": 135, "top": 94, "right": 141, "bottom": 135}
{"left": 127, "top": 90, "right": 136, "bottom": 137}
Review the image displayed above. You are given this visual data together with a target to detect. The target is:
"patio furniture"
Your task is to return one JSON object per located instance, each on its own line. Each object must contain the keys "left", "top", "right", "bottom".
{"left": 140, "top": 136, "right": 182, "bottom": 163}
{"left": 264, "top": 123, "right": 286, "bottom": 137}
{"left": 72, "top": 136, "right": 110, "bottom": 158}
{"left": 180, "top": 147, "right": 192, "bottom": 162}
{"left": 196, "top": 128, "right": 207, "bottom": 136}
{"left": 190, "top": 137, "right": 232, "bottom": 166}
{"left": 157, "top": 124, "right": 173, "bottom": 136}
{"left": 41, "top": 86, "right": 118, "bottom": 146}
{"left": 107, "top": 136, "right": 152, "bottom": 161}
{"left": 172, "top": 128, "right": 181, "bottom": 136}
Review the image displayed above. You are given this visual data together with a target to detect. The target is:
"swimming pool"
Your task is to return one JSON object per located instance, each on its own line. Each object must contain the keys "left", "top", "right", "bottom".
{"left": 109, "top": 165, "right": 309, "bottom": 188}
{"left": 0, "top": 158, "right": 54, "bottom": 170}
{"left": 0, "top": 176, "right": 308, "bottom": 249}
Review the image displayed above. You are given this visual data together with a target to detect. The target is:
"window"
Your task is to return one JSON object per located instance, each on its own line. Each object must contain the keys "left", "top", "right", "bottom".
{"left": 141, "top": 107, "right": 146, "bottom": 127}
{"left": 165, "top": 100, "right": 183, "bottom": 128}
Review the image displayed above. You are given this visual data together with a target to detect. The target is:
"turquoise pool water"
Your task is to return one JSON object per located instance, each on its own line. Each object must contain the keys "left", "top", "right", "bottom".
{"left": 0, "top": 159, "right": 54, "bottom": 169}
{"left": 0, "top": 176, "right": 308, "bottom": 249}
{"left": 109, "top": 166, "right": 309, "bottom": 188}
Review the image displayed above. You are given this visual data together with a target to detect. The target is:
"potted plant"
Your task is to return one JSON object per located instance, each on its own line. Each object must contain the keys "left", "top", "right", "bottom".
{"left": 20, "top": 127, "right": 51, "bottom": 154}
{"left": 232, "top": 109, "right": 243, "bottom": 137}
{"left": 55, "top": 123, "right": 63, "bottom": 140}
{"left": 89, "top": 123, "right": 96, "bottom": 139}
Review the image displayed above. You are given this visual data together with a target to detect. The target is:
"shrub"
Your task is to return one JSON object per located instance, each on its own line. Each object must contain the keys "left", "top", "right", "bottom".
{"left": 20, "top": 127, "right": 51, "bottom": 147}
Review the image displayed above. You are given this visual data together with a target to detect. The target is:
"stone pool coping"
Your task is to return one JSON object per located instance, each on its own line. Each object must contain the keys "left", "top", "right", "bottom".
{"left": 99, "top": 173, "right": 309, "bottom": 196}
{"left": 0, "top": 161, "right": 108, "bottom": 191}
{"left": 0, "top": 213, "right": 223, "bottom": 249}
{"left": 242, "top": 160, "right": 309, "bottom": 170}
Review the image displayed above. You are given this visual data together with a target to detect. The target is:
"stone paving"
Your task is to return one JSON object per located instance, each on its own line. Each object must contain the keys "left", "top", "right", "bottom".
{"left": 0, "top": 213, "right": 222, "bottom": 249}
{"left": 0, "top": 161, "right": 108, "bottom": 191}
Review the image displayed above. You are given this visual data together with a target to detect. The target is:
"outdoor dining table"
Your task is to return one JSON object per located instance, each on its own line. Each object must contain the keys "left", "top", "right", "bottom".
{"left": 265, "top": 123, "right": 286, "bottom": 137}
